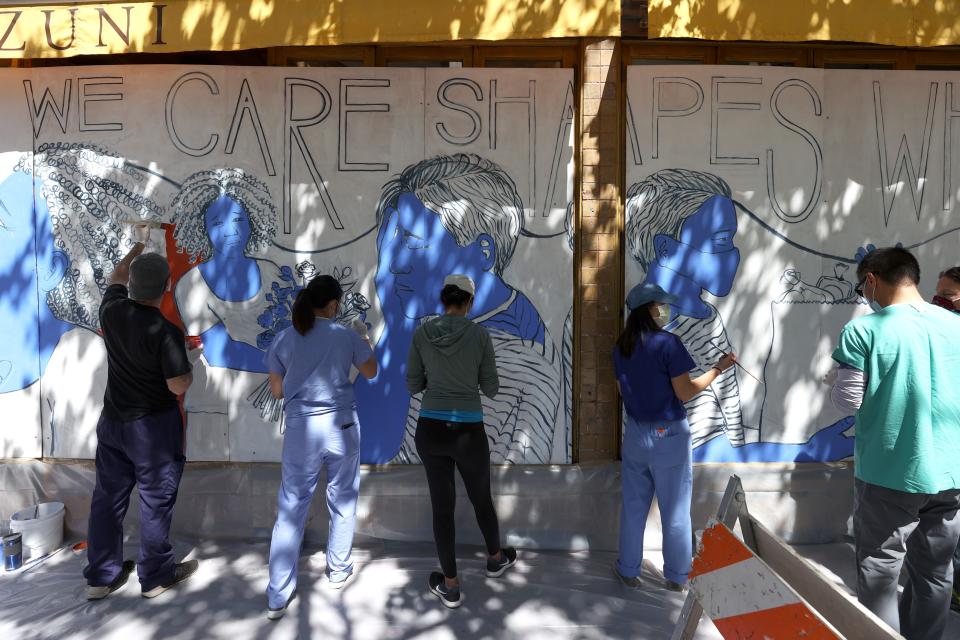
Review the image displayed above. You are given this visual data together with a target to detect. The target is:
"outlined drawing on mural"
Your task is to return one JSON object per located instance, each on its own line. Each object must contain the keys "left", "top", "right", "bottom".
{"left": 355, "top": 153, "right": 563, "bottom": 465}
{"left": 1, "top": 66, "right": 574, "bottom": 463}
{"left": 625, "top": 168, "right": 856, "bottom": 463}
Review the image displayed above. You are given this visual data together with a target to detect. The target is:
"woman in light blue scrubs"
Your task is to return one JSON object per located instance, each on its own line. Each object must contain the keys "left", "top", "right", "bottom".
{"left": 263, "top": 275, "right": 378, "bottom": 620}
{"left": 612, "top": 282, "right": 736, "bottom": 591}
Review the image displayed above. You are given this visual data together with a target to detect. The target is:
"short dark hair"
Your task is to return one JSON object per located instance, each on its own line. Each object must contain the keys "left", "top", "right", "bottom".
{"left": 939, "top": 266, "right": 960, "bottom": 285}
{"left": 440, "top": 284, "right": 473, "bottom": 308}
{"left": 857, "top": 247, "right": 920, "bottom": 286}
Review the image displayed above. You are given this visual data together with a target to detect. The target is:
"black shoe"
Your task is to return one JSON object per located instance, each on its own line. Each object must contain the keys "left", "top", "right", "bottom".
{"left": 665, "top": 580, "right": 687, "bottom": 592}
{"left": 428, "top": 571, "right": 462, "bottom": 609}
{"left": 486, "top": 547, "right": 518, "bottom": 578}
{"left": 141, "top": 559, "right": 199, "bottom": 598}
{"left": 86, "top": 560, "right": 135, "bottom": 600}
{"left": 267, "top": 591, "right": 297, "bottom": 621}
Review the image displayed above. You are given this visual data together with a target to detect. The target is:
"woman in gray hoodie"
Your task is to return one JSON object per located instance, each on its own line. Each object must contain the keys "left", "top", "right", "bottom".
{"left": 407, "top": 273, "right": 518, "bottom": 608}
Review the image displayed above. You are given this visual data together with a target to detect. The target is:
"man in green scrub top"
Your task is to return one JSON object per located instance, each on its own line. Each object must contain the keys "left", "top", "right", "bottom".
{"left": 829, "top": 247, "right": 960, "bottom": 640}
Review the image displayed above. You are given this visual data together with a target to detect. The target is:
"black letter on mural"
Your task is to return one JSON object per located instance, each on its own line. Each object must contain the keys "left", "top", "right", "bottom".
{"left": 339, "top": 78, "right": 390, "bottom": 172}
{"left": 874, "top": 80, "right": 938, "bottom": 224}
{"left": 165, "top": 71, "right": 219, "bottom": 156}
{"left": 627, "top": 95, "right": 642, "bottom": 165}
{"left": 43, "top": 9, "right": 77, "bottom": 51}
{"left": 944, "top": 83, "right": 960, "bottom": 211}
{"left": 542, "top": 81, "right": 574, "bottom": 217}
{"left": 651, "top": 77, "right": 703, "bottom": 160}
{"left": 436, "top": 78, "right": 483, "bottom": 145}
{"left": 153, "top": 4, "right": 167, "bottom": 45}
{"left": 766, "top": 79, "right": 823, "bottom": 224}
{"left": 225, "top": 78, "right": 276, "bottom": 176}
{"left": 337, "top": 78, "right": 390, "bottom": 171}
{"left": 0, "top": 11, "right": 25, "bottom": 51}
{"left": 97, "top": 6, "right": 134, "bottom": 47}
{"left": 24, "top": 79, "right": 72, "bottom": 137}
{"left": 79, "top": 77, "right": 124, "bottom": 132}
{"left": 284, "top": 77, "right": 343, "bottom": 234}
{"left": 490, "top": 78, "right": 536, "bottom": 213}
{"left": 711, "top": 76, "right": 761, "bottom": 165}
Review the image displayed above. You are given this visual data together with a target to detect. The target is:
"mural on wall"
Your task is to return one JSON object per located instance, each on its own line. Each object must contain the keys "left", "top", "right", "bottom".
{"left": 626, "top": 66, "right": 960, "bottom": 462}
{"left": 0, "top": 66, "right": 574, "bottom": 464}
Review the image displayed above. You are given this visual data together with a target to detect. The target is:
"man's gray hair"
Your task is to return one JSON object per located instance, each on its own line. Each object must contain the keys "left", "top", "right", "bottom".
{"left": 375, "top": 154, "right": 523, "bottom": 275}
{"left": 625, "top": 168, "right": 731, "bottom": 273}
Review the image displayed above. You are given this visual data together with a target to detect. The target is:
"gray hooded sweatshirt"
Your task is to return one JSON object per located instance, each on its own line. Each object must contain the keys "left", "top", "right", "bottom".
{"left": 406, "top": 314, "right": 499, "bottom": 415}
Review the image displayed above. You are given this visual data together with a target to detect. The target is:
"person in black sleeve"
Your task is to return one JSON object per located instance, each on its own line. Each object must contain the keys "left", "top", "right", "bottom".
{"left": 84, "top": 230, "right": 201, "bottom": 601}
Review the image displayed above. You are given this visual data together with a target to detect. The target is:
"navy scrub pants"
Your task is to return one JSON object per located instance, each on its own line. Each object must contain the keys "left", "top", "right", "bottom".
{"left": 83, "top": 407, "right": 185, "bottom": 593}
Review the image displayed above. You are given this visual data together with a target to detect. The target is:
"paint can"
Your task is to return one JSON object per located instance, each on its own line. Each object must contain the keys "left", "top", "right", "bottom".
{"left": 3, "top": 532, "right": 23, "bottom": 571}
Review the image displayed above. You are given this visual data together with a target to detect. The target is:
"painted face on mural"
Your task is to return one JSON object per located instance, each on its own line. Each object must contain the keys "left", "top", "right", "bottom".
{"left": 654, "top": 195, "right": 740, "bottom": 297}
{"left": 204, "top": 195, "right": 251, "bottom": 257}
{"left": 0, "top": 172, "right": 68, "bottom": 392}
{"left": 376, "top": 192, "right": 493, "bottom": 320}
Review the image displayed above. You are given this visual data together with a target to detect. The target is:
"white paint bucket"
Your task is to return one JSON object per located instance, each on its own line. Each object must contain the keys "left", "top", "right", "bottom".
{"left": 10, "top": 502, "right": 65, "bottom": 560}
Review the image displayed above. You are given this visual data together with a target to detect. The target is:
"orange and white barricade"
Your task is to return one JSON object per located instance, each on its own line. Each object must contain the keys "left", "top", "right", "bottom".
{"left": 688, "top": 520, "right": 841, "bottom": 639}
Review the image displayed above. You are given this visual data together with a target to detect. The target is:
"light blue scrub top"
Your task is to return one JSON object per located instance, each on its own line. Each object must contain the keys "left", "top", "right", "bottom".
{"left": 265, "top": 319, "right": 373, "bottom": 425}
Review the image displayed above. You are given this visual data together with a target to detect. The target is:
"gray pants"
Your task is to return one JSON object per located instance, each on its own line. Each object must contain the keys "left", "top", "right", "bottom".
{"left": 854, "top": 479, "right": 960, "bottom": 640}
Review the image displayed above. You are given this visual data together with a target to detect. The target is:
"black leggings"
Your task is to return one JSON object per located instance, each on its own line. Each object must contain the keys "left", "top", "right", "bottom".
{"left": 415, "top": 417, "right": 501, "bottom": 578}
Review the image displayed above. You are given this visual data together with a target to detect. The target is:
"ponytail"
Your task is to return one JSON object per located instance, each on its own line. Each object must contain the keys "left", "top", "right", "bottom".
{"left": 615, "top": 303, "right": 662, "bottom": 357}
{"left": 292, "top": 274, "right": 343, "bottom": 335}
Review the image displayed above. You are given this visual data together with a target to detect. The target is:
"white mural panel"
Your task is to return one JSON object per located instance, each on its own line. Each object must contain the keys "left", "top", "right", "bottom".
{"left": 626, "top": 66, "right": 960, "bottom": 463}
{"left": 0, "top": 66, "right": 574, "bottom": 464}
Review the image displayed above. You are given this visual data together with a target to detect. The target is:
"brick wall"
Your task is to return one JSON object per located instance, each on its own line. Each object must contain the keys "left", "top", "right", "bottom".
{"left": 577, "top": 39, "right": 622, "bottom": 462}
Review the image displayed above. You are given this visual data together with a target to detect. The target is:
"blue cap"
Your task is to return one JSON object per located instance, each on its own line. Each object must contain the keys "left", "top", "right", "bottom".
{"left": 625, "top": 282, "right": 678, "bottom": 310}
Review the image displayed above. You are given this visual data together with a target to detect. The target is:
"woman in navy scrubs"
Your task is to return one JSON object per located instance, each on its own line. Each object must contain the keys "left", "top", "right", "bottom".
{"left": 612, "top": 282, "right": 736, "bottom": 590}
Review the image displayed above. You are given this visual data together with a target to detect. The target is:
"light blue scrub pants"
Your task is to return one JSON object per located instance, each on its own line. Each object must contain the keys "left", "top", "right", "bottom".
{"left": 616, "top": 416, "right": 693, "bottom": 584}
{"left": 267, "top": 413, "right": 361, "bottom": 608}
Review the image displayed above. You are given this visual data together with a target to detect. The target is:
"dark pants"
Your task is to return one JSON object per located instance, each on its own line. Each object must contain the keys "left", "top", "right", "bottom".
{"left": 853, "top": 479, "right": 960, "bottom": 640}
{"left": 415, "top": 417, "right": 501, "bottom": 579}
{"left": 84, "top": 407, "right": 185, "bottom": 592}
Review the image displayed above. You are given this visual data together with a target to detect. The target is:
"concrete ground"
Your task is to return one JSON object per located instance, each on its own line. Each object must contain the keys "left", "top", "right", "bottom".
{"left": 2, "top": 537, "right": 958, "bottom": 639}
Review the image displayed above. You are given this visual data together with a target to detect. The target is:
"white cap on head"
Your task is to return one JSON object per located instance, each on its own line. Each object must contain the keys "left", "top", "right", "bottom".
{"left": 443, "top": 273, "right": 475, "bottom": 297}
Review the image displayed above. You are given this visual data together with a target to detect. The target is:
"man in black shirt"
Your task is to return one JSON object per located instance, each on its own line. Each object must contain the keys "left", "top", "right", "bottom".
{"left": 84, "top": 236, "right": 200, "bottom": 600}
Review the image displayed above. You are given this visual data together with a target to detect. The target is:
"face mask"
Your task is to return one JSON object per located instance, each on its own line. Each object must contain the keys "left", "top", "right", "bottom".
{"left": 867, "top": 279, "right": 883, "bottom": 313}
{"left": 655, "top": 304, "right": 671, "bottom": 327}
{"left": 932, "top": 295, "right": 960, "bottom": 313}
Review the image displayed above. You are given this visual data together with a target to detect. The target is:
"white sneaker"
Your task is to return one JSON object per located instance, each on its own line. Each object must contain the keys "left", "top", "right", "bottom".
{"left": 327, "top": 571, "right": 354, "bottom": 590}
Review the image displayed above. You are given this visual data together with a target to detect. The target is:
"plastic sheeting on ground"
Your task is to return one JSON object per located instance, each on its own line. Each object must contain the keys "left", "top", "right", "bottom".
{"left": 0, "top": 461, "right": 856, "bottom": 552}
{"left": 0, "top": 538, "right": 723, "bottom": 640}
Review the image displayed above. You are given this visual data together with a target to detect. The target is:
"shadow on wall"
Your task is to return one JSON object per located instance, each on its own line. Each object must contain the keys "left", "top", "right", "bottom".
{"left": 648, "top": 0, "right": 960, "bottom": 45}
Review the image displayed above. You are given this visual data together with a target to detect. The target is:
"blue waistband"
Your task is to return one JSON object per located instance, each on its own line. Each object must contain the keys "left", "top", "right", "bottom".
{"left": 419, "top": 409, "right": 484, "bottom": 423}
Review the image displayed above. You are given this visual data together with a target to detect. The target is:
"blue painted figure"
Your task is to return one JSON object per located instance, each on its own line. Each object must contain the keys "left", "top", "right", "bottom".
{"left": 626, "top": 168, "right": 854, "bottom": 463}
{"left": 0, "top": 170, "right": 70, "bottom": 393}
{"left": 356, "top": 154, "right": 563, "bottom": 464}
{"left": 171, "top": 169, "right": 280, "bottom": 373}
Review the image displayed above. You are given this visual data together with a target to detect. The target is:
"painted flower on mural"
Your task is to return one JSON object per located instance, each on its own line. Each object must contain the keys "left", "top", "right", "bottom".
{"left": 255, "top": 262, "right": 371, "bottom": 350}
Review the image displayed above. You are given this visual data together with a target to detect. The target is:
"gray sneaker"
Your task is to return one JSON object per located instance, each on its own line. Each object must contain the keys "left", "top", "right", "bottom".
{"left": 612, "top": 562, "right": 642, "bottom": 589}
{"left": 86, "top": 560, "right": 135, "bottom": 601}
{"left": 142, "top": 559, "right": 199, "bottom": 598}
